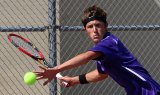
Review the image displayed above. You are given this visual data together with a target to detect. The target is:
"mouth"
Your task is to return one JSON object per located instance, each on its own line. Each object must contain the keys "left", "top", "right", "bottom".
{"left": 93, "top": 35, "right": 99, "bottom": 39}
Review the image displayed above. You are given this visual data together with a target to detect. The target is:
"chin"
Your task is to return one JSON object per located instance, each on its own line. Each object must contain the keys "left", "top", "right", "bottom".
{"left": 93, "top": 40, "right": 100, "bottom": 44}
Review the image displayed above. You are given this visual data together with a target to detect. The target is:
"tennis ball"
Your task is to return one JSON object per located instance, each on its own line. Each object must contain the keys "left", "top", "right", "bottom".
{"left": 24, "top": 72, "right": 36, "bottom": 85}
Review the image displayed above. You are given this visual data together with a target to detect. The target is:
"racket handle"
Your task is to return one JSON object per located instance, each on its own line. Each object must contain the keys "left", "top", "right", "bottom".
{"left": 56, "top": 73, "right": 69, "bottom": 86}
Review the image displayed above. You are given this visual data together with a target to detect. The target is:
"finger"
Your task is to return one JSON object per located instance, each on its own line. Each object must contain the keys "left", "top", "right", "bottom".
{"left": 33, "top": 71, "right": 44, "bottom": 74}
{"left": 35, "top": 72, "right": 45, "bottom": 76}
{"left": 61, "top": 81, "right": 70, "bottom": 87}
{"left": 33, "top": 66, "right": 46, "bottom": 74}
{"left": 36, "top": 76, "right": 46, "bottom": 80}
{"left": 59, "top": 77, "right": 67, "bottom": 82}
{"left": 43, "top": 79, "right": 50, "bottom": 86}
{"left": 38, "top": 65, "right": 47, "bottom": 70}
{"left": 33, "top": 71, "right": 44, "bottom": 78}
{"left": 58, "top": 77, "right": 70, "bottom": 87}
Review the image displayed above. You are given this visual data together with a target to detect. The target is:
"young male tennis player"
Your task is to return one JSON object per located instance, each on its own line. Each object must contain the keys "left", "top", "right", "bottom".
{"left": 35, "top": 5, "right": 160, "bottom": 95}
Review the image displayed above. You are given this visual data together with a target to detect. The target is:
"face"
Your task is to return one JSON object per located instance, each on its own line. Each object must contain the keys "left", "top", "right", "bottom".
{"left": 84, "top": 20, "right": 107, "bottom": 44}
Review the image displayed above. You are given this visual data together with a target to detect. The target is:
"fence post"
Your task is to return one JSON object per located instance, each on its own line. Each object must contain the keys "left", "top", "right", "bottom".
{"left": 48, "top": 0, "right": 57, "bottom": 95}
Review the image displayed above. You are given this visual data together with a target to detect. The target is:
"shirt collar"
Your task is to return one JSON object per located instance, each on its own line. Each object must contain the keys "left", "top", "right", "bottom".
{"left": 103, "top": 32, "right": 111, "bottom": 39}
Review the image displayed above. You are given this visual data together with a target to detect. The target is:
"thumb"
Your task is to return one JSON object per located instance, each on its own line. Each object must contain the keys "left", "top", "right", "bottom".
{"left": 59, "top": 76, "right": 68, "bottom": 82}
{"left": 58, "top": 77, "right": 68, "bottom": 83}
{"left": 43, "top": 79, "right": 50, "bottom": 86}
{"left": 59, "top": 77, "right": 70, "bottom": 87}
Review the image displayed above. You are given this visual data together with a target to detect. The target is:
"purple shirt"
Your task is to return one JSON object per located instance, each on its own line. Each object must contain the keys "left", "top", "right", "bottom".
{"left": 89, "top": 32, "right": 160, "bottom": 95}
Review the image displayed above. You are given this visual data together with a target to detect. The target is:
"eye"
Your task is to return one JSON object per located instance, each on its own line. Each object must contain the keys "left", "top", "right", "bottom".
{"left": 95, "top": 23, "right": 101, "bottom": 27}
{"left": 87, "top": 25, "right": 93, "bottom": 28}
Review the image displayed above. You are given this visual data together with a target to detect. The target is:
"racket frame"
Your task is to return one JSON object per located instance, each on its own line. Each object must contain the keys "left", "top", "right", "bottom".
{"left": 8, "top": 33, "right": 44, "bottom": 60}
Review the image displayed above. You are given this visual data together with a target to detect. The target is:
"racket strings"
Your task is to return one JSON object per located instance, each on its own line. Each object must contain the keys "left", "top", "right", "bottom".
{"left": 12, "top": 36, "right": 40, "bottom": 57}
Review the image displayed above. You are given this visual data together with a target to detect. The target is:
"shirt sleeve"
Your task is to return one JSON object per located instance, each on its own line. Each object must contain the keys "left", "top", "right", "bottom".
{"left": 97, "top": 62, "right": 106, "bottom": 74}
{"left": 89, "top": 36, "right": 118, "bottom": 56}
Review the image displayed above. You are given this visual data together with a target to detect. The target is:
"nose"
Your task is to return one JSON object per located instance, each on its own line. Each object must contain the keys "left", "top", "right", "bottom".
{"left": 93, "top": 26, "right": 97, "bottom": 33}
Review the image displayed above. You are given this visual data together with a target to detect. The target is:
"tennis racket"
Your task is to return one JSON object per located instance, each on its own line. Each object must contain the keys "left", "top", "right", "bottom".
{"left": 8, "top": 33, "right": 68, "bottom": 86}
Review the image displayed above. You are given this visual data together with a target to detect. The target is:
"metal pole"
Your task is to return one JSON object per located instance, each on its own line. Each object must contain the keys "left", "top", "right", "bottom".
{"left": 0, "top": 26, "right": 47, "bottom": 32}
{"left": 55, "top": 0, "right": 61, "bottom": 95}
{"left": 48, "top": 0, "right": 57, "bottom": 95}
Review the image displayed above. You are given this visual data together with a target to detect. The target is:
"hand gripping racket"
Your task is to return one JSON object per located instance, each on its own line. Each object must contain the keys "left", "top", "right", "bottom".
{"left": 8, "top": 33, "right": 68, "bottom": 86}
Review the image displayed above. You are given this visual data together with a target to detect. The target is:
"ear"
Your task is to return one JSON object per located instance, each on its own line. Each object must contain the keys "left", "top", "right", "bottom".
{"left": 83, "top": 26, "right": 86, "bottom": 31}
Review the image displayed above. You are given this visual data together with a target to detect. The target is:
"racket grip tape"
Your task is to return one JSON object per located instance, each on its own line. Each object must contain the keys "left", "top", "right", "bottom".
{"left": 56, "top": 73, "right": 69, "bottom": 86}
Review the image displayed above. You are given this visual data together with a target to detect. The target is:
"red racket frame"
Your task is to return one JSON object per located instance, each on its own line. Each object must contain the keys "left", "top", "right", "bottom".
{"left": 8, "top": 33, "right": 44, "bottom": 60}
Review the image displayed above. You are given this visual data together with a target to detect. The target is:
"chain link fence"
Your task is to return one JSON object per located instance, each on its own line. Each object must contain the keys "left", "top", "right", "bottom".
{"left": 1, "top": 0, "right": 160, "bottom": 95}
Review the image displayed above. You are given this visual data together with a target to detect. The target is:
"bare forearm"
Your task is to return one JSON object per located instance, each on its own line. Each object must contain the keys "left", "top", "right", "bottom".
{"left": 70, "top": 69, "right": 108, "bottom": 85}
{"left": 56, "top": 53, "right": 89, "bottom": 72}
{"left": 56, "top": 51, "right": 102, "bottom": 72}
{"left": 85, "top": 69, "right": 108, "bottom": 83}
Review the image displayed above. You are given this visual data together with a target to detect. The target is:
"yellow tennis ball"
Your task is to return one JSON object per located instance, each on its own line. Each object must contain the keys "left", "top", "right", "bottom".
{"left": 24, "top": 72, "right": 36, "bottom": 85}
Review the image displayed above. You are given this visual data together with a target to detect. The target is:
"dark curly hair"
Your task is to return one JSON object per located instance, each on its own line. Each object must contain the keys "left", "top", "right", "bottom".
{"left": 81, "top": 5, "right": 108, "bottom": 27}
